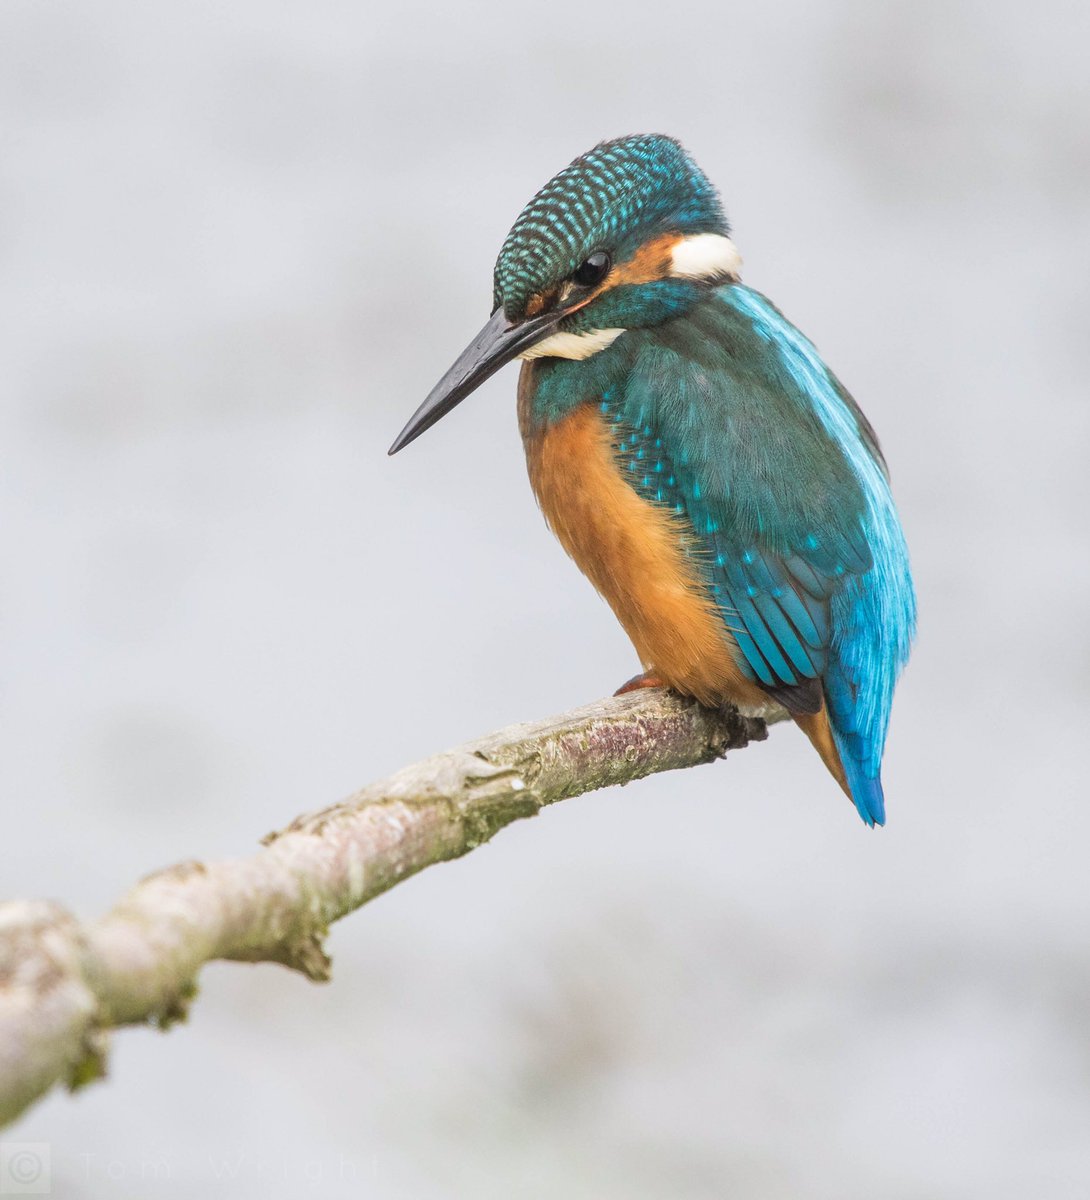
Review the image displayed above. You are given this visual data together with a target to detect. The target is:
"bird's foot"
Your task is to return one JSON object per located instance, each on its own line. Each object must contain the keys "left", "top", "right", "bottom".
{"left": 614, "top": 672, "right": 667, "bottom": 696}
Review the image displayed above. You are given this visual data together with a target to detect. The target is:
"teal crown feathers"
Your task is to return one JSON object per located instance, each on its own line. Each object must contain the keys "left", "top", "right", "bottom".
{"left": 493, "top": 135, "right": 729, "bottom": 319}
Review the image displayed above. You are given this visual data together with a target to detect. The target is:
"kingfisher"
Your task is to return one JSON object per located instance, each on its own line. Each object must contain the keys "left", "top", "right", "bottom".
{"left": 389, "top": 135, "right": 916, "bottom": 826}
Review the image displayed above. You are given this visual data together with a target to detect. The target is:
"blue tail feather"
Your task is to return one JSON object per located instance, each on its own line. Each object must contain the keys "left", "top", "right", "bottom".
{"left": 833, "top": 726, "right": 886, "bottom": 827}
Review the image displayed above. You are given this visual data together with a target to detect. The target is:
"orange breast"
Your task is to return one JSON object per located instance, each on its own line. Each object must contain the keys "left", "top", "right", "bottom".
{"left": 518, "top": 376, "right": 768, "bottom": 711}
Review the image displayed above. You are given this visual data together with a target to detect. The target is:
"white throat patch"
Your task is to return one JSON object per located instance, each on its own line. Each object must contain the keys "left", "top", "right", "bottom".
{"left": 669, "top": 233, "right": 742, "bottom": 281}
{"left": 519, "top": 327, "right": 626, "bottom": 361}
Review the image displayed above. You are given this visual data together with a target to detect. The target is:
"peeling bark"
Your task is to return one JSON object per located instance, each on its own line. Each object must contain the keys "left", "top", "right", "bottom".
{"left": 0, "top": 689, "right": 774, "bottom": 1128}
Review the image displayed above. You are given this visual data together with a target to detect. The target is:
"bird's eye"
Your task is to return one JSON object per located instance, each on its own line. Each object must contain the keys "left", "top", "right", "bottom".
{"left": 572, "top": 251, "right": 612, "bottom": 288}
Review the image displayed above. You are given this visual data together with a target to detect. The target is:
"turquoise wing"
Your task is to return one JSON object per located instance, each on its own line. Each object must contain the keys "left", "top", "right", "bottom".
{"left": 610, "top": 285, "right": 915, "bottom": 821}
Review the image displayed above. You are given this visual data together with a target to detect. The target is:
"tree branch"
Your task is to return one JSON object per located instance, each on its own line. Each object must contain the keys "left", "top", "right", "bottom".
{"left": 0, "top": 689, "right": 778, "bottom": 1127}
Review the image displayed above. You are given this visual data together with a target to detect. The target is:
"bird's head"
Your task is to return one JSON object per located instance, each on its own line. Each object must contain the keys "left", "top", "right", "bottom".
{"left": 389, "top": 134, "right": 741, "bottom": 454}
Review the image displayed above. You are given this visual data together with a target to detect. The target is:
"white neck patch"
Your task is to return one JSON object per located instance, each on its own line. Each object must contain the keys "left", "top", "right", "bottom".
{"left": 519, "top": 327, "right": 626, "bottom": 361}
{"left": 669, "top": 233, "right": 742, "bottom": 281}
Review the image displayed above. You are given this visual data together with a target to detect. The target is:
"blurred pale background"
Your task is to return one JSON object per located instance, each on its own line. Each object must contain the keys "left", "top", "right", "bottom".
{"left": 2, "top": 1, "right": 1088, "bottom": 1196}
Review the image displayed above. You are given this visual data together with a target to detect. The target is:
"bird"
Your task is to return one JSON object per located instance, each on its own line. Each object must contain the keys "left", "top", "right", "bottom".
{"left": 389, "top": 134, "right": 916, "bottom": 826}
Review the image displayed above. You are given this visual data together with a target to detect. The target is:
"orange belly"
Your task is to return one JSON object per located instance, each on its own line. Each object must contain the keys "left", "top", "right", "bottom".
{"left": 518, "top": 384, "right": 769, "bottom": 711}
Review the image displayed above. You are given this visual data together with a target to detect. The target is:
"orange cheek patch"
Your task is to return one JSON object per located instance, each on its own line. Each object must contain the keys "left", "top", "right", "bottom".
{"left": 522, "top": 234, "right": 680, "bottom": 321}
{"left": 604, "top": 233, "right": 682, "bottom": 289}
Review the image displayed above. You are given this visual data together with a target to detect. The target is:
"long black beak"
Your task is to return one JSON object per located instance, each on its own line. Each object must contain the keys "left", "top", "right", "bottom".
{"left": 388, "top": 307, "right": 560, "bottom": 455}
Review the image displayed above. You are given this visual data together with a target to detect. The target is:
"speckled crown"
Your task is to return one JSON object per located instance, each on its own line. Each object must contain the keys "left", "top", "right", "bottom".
{"left": 493, "top": 135, "right": 728, "bottom": 319}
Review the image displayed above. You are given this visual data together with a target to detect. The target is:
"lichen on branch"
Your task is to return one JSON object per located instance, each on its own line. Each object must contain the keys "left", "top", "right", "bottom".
{"left": 0, "top": 689, "right": 774, "bottom": 1128}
